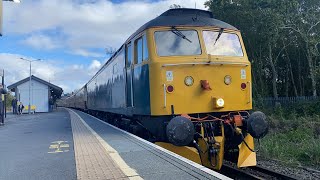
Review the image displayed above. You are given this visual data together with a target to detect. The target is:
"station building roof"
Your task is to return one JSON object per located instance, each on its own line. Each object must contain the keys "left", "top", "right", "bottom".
{"left": 7, "top": 75, "right": 63, "bottom": 98}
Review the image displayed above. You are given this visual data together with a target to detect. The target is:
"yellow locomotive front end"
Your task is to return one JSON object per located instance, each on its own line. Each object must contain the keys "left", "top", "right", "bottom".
{"left": 147, "top": 26, "right": 268, "bottom": 170}
{"left": 149, "top": 27, "right": 251, "bottom": 115}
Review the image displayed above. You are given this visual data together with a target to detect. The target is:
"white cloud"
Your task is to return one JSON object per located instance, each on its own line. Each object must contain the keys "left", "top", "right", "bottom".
{"left": 69, "top": 49, "right": 104, "bottom": 58}
{"left": 3, "top": 0, "right": 207, "bottom": 51}
{"left": 21, "top": 34, "right": 60, "bottom": 50}
{"left": 0, "top": 53, "right": 101, "bottom": 93}
{"left": 89, "top": 59, "right": 101, "bottom": 70}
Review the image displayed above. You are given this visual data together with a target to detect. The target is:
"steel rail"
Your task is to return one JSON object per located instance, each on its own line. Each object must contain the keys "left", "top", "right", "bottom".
{"left": 220, "top": 163, "right": 298, "bottom": 180}
{"left": 220, "top": 164, "right": 263, "bottom": 180}
{"left": 249, "top": 165, "right": 297, "bottom": 180}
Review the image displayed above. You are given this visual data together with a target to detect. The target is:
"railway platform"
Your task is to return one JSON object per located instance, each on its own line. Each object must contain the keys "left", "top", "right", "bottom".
{"left": 0, "top": 108, "right": 230, "bottom": 180}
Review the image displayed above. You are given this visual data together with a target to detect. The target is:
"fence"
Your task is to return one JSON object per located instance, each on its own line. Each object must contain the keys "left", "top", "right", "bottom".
{"left": 257, "top": 96, "right": 320, "bottom": 107}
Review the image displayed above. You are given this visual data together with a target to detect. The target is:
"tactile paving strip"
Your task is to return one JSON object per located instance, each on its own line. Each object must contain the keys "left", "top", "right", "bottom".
{"left": 69, "top": 110, "right": 129, "bottom": 180}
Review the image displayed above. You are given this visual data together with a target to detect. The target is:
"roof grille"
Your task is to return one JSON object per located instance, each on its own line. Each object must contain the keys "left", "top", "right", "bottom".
{"left": 160, "top": 8, "right": 214, "bottom": 18}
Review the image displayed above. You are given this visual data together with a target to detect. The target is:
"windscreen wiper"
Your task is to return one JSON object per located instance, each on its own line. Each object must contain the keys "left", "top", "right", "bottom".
{"left": 171, "top": 26, "right": 192, "bottom": 43}
{"left": 213, "top": 28, "right": 224, "bottom": 45}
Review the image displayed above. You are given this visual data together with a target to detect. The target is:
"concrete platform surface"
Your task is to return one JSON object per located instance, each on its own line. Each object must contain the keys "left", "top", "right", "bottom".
{"left": 0, "top": 108, "right": 230, "bottom": 180}
{"left": 0, "top": 109, "right": 76, "bottom": 180}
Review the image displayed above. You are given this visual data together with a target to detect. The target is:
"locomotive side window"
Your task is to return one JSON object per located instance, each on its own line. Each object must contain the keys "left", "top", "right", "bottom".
{"left": 143, "top": 35, "right": 149, "bottom": 60}
{"left": 136, "top": 38, "right": 143, "bottom": 64}
{"left": 203, "top": 31, "right": 244, "bottom": 57}
{"left": 154, "top": 30, "right": 201, "bottom": 56}
{"left": 135, "top": 34, "right": 149, "bottom": 64}
{"left": 126, "top": 43, "right": 132, "bottom": 67}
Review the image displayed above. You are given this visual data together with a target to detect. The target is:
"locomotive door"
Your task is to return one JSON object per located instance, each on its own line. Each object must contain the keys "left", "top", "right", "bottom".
{"left": 125, "top": 43, "right": 134, "bottom": 107}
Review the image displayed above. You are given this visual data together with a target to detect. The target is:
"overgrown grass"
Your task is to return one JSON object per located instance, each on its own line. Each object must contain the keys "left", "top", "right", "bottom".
{"left": 254, "top": 101, "right": 320, "bottom": 167}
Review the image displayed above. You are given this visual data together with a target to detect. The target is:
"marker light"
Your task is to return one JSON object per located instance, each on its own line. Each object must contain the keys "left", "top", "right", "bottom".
{"left": 167, "top": 85, "right": 174, "bottom": 93}
{"left": 200, "top": 80, "right": 212, "bottom": 90}
{"left": 216, "top": 98, "right": 225, "bottom": 107}
{"left": 224, "top": 75, "right": 232, "bottom": 85}
{"left": 184, "top": 76, "right": 194, "bottom": 86}
{"left": 241, "top": 83, "right": 247, "bottom": 90}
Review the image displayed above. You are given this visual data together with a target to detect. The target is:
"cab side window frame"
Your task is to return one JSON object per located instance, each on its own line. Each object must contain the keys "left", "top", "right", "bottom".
{"left": 134, "top": 34, "right": 149, "bottom": 64}
{"left": 126, "top": 42, "right": 132, "bottom": 68}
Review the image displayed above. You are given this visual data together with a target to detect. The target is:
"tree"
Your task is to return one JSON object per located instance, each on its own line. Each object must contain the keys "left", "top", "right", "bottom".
{"left": 280, "top": 0, "right": 320, "bottom": 97}
{"left": 205, "top": 0, "right": 320, "bottom": 98}
{"left": 5, "top": 92, "right": 14, "bottom": 110}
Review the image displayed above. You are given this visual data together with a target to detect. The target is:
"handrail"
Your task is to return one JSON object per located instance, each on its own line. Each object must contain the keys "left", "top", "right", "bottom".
{"left": 162, "top": 61, "right": 249, "bottom": 67}
{"left": 163, "top": 84, "right": 167, "bottom": 108}
{"left": 247, "top": 81, "right": 252, "bottom": 104}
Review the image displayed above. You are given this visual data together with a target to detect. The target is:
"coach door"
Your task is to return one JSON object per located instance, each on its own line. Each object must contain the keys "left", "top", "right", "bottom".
{"left": 125, "top": 42, "right": 134, "bottom": 107}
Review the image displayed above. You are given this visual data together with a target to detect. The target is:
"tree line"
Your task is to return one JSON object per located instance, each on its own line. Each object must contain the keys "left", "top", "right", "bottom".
{"left": 205, "top": 0, "right": 320, "bottom": 98}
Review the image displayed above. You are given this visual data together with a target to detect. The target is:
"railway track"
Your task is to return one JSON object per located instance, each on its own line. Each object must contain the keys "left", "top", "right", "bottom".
{"left": 220, "top": 163, "right": 297, "bottom": 180}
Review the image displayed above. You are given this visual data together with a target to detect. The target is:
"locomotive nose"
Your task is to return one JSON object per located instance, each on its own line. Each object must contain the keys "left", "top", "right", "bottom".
{"left": 244, "top": 111, "right": 269, "bottom": 139}
{"left": 166, "top": 116, "right": 195, "bottom": 146}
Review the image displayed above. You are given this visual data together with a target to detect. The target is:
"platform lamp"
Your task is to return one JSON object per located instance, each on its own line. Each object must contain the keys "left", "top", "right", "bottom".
{"left": 20, "top": 58, "right": 41, "bottom": 114}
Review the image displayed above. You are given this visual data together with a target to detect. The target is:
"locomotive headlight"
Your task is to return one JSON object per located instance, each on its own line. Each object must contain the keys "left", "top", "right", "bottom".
{"left": 224, "top": 75, "right": 232, "bottom": 85}
{"left": 216, "top": 98, "right": 225, "bottom": 107}
{"left": 184, "top": 76, "right": 194, "bottom": 86}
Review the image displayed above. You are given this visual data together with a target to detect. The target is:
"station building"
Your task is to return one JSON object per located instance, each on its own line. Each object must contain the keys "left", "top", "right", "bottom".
{"left": 8, "top": 75, "right": 63, "bottom": 113}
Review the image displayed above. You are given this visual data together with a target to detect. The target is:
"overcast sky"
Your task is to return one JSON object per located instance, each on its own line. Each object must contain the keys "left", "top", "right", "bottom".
{"left": 1, "top": 0, "right": 207, "bottom": 93}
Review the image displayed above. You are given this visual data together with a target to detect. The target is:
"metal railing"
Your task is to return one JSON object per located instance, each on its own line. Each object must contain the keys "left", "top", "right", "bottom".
{"left": 257, "top": 96, "right": 319, "bottom": 106}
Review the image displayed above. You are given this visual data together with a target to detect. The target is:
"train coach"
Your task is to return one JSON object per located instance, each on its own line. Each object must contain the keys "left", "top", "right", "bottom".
{"left": 63, "top": 8, "right": 268, "bottom": 170}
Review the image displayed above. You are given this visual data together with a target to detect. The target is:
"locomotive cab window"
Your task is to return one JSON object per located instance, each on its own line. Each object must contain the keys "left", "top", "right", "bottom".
{"left": 154, "top": 30, "right": 201, "bottom": 56}
{"left": 135, "top": 34, "right": 149, "bottom": 64}
{"left": 203, "top": 31, "right": 244, "bottom": 57}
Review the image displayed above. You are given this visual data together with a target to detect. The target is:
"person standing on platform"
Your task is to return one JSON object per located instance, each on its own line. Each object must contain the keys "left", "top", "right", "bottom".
{"left": 12, "top": 97, "right": 17, "bottom": 114}
{"left": 0, "top": 84, "right": 7, "bottom": 124}
{"left": 18, "top": 102, "right": 24, "bottom": 115}
{"left": 17, "top": 101, "right": 20, "bottom": 114}
{"left": 49, "top": 97, "right": 54, "bottom": 112}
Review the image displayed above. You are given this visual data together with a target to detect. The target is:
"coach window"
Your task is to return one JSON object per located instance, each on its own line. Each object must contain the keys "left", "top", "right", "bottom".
{"left": 126, "top": 43, "right": 132, "bottom": 67}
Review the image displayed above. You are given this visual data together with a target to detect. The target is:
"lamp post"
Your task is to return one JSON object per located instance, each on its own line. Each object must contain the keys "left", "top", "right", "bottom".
{"left": 20, "top": 58, "right": 41, "bottom": 114}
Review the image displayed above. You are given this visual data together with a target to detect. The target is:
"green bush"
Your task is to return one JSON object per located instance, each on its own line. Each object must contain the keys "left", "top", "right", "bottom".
{"left": 259, "top": 112, "right": 320, "bottom": 166}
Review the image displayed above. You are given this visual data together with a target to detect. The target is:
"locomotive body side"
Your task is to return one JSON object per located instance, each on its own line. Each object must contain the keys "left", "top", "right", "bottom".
{"left": 85, "top": 34, "right": 152, "bottom": 116}
{"left": 86, "top": 47, "right": 127, "bottom": 115}
{"left": 74, "top": 86, "right": 87, "bottom": 110}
